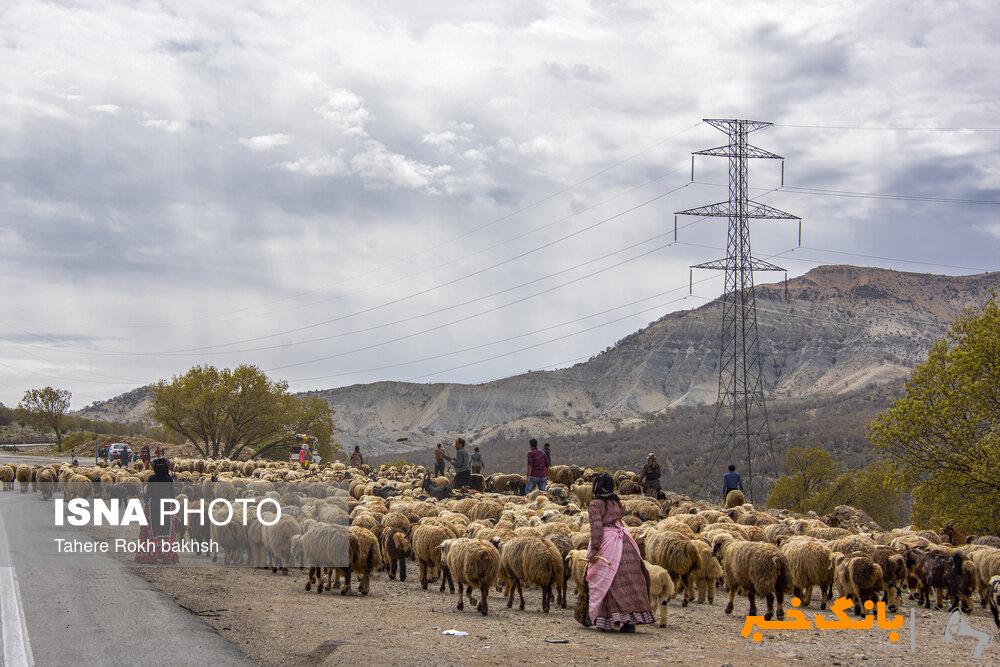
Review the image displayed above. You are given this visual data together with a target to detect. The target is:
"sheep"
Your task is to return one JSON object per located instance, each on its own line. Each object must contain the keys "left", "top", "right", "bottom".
{"left": 64, "top": 473, "right": 93, "bottom": 501}
{"left": 643, "top": 559, "right": 676, "bottom": 627}
{"left": 725, "top": 489, "right": 745, "bottom": 508}
{"left": 967, "top": 547, "right": 1000, "bottom": 606}
{"left": 438, "top": 538, "right": 501, "bottom": 615}
{"left": 380, "top": 525, "right": 412, "bottom": 581}
{"left": 827, "top": 535, "right": 877, "bottom": 556}
{"left": 712, "top": 535, "right": 789, "bottom": 621}
{"left": 498, "top": 534, "right": 563, "bottom": 613}
{"left": 15, "top": 465, "right": 30, "bottom": 493}
{"left": 644, "top": 530, "right": 701, "bottom": 606}
{"left": 262, "top": 515, "right": 300, "bottom": 575}
{"left": 905, "top": 548, "right": 968, "bottom": 612}
{"left": 335, "top": 526, "right": 381, "bottom": 595}
{"left": 688, "top": 539, "right": 723, "bottom": 604}
{"left": 35, "top": 468, "right": 56, "bottom": 500}
{"left": 780, "top": 537, "right": 834, "bottom": 609}
{"left": 0, "top": 464, "right": 14, "bottom": 491}
{"left": 547, "top": 465, "right": 579, "bottom": 487}
{"left": 870, "top": 545, "right": 907, "bottom": 611}
{"left": 617, "top": 479, "right": 642, "bottom": 496}
{"left": 621, "top": 496, "right": 662, "bottom": 521}
{"left": 970, "top": 535, "right": 1000, "bottom": 548}
{"left": 566, "top": 549, "right": 589, "bottom": 596}
{"left": 571, "top": 482, "right": 594, "bottom": 507}
{"left": 834, "top": 552, "right": 885, "bottom": 616}
{"left": 989, "top": 575, "right": 1000, "bottom": 630}
{"left": 412, "top": 523, "right": 455, "bottom": 591}
{"left": 294, "top": 523, "right": 350, "bottom": 594}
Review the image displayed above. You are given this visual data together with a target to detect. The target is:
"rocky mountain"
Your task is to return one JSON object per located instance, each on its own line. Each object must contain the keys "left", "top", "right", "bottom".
{"left": 79, "top": 265, "right": 1000, "bottom": 455}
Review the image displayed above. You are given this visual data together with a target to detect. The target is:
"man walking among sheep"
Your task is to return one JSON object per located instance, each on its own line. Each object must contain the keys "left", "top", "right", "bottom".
{"left": 525, "top": 438, "right": 547, "bottom": 493}
{"left": 452, "top": 438, "right": 471, "bottom": 488}
{"left": 722, "top": 464, "right": 743, "bottom": 499}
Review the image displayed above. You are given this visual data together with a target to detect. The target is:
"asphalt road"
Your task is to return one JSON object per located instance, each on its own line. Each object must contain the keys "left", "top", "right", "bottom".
{"left": 0, "top": 491, "right": 253, "bottom": 667}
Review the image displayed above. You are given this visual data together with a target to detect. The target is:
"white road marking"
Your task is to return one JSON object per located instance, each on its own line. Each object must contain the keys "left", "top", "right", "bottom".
{"left": 0, "top": 507, "right": 34, "bottom": 667}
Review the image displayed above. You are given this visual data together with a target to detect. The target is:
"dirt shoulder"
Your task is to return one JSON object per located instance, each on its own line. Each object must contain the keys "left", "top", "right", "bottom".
{"left": 136, "top": 565, "right": 997, "bottom": 666}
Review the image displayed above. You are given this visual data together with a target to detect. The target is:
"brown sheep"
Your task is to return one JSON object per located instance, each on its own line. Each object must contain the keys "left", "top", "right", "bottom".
{"left": 780, "top": 537, "right": 834, "bottom": 609}
{"left": 498, "top": 534, "right": 563, "bottom": 613}
{"left": 645, "top": 530, "right": 701, "bottom": 606}
{"left": 870, "top": 545, "right": 907, "bottom": 611}
{"left": 0, "top": 464, "right": 14, "bottom": 491}
{"left": 35, "top": 468, "right": 56, "bottom": 500}
{"left": 725, "top": 489, "right": 745, "bottom": 508}
{"left": 643, "top": 560, "right": 676, "bottom": 627}
{"left": 834, "top": 552, "right": 885, "bottom": 616}
{"left": 712, "top": 536, "right": 789, "bottom": 621}
{"left": 439, "top": 538, "right": 501, "bottom": 615}
{"left": 335, "top": 526, "right": 381, "bottom": 595}
{"left": 412, "top": 523, "right": 455, "bottom": 591}
{"left": 15, "top": 464, "right": 30, "bottom": 493}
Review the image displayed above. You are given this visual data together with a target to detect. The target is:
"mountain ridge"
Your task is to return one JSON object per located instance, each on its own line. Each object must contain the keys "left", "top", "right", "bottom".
{"left": 77, "top": 264, "right": 1000, "bottom": 454}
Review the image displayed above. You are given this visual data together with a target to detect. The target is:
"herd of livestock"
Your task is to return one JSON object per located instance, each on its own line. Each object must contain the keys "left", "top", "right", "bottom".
{"left": 2, "top": 457, "right": 999, "bottom": 631}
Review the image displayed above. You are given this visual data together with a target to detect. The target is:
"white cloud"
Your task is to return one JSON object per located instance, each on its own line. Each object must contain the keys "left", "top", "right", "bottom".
{"left": 277, "top": 153, "right": 349, "bottom": 176}
{"left": 89, "top": 104, "right": 121, "bottom": 114}
{"left": 350, "top": 141, "right": 452, "bottom": 191}
{"left": 315, "top": 88, "right": 370, "bottom": 136}
{"left": 239, "top": 133, "right": 293, "bottom": 151}
{"left": 142, "top": 117, "right": 183, "bottom": 132}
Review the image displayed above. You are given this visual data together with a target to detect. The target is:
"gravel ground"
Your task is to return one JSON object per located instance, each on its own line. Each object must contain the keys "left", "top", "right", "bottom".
{"left": 137, "top": 564, "right": 999, "bottom": 666}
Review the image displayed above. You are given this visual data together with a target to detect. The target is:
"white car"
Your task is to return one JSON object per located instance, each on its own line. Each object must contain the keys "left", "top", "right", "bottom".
{"left": 106, "top": 443, "right": 131, "bottom": 459}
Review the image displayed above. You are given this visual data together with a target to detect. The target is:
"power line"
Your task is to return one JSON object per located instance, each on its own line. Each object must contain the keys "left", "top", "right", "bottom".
{"left": 781, "top": 185, "right": 1000, "bottom": 206}
{"left": 694, "top": 180, "right": 1000, "bottom": 206}
{"left": 775, "top": 123, "right": 1000, "bottom": 132}
{"left": 101, "top": 182, "right": 695, "bottom": 355}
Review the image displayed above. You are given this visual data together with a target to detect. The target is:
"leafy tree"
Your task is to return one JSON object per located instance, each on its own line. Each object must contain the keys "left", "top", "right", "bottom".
{"left": 151, "top": 364, "right": 340, "bottom": 460}
{"left": 869, "top": 299, "right": 1000, "bottom": 533}
{"left": 767, "top": 447, "right": 902, "bottom": 528}
{"left": 17, "top": 387, "right": 72, "bottom": 449}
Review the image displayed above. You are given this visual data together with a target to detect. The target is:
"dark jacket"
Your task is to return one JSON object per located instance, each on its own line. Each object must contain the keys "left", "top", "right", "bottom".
{"left": 722, "top": 471, "right": 743, "bottom": 495}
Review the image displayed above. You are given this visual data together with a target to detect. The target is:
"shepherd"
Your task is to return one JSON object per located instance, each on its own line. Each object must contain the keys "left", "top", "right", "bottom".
{"left": 581, "top": 473, "right": 654, "bottom": 632}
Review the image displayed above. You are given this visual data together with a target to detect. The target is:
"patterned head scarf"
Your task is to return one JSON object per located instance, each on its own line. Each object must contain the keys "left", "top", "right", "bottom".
{"left": 592, "top": 472, "right": 620, "bottom": 504}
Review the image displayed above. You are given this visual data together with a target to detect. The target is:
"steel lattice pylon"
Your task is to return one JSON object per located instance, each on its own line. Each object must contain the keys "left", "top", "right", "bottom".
{"left": 676, "top": 119, "right": 799, "bottom": 502}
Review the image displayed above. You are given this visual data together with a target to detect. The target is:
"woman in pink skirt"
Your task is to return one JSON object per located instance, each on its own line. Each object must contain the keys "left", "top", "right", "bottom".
{"left": 583, "top": 473, "right": 654, "bottom": 632}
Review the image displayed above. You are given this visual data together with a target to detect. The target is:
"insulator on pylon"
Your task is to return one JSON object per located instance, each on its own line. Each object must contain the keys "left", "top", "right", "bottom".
{"left": 798, "top": 219, "right": 802, "bottom": 247}
{"left": 691, "top": 155, "right": 694, "bottom": 182}
{"left": 689, "top": 268, "right": 693, "bottom": 295}
{"left": 674, "top": 215, "right": 678, "bottom": 242}
{"left": 780, "top": 160, "right": 784, "bottom": 186}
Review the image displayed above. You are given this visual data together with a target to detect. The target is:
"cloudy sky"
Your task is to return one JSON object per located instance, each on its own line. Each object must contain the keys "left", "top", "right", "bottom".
{"left": 2, "top": 0, "right": 999, "bottom": 408}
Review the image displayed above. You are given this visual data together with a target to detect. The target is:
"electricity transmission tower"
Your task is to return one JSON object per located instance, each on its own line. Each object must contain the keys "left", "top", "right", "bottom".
{"left": 675, "top": 119, "right": 799, "bottom": 502}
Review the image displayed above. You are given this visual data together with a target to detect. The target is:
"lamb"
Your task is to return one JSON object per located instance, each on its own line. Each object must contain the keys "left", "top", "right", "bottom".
{"left": 571, "top": 482, "right": 594, "bottom": 507}
{"left": 412, "top": 523, "right": 456, "bottom": 591}
{"left": 497, "top": 534, "right": 564, "bottom": 613}
{"left": 834, "top": 552, "right": 885, "bottom": 616}
{"left": 780, "top": 537, "right": 834, "bottom": 609}
{"left": 438, "top": 538, "right": 501, "bottom": 615}
{"left": 712, "top": 535, "right": 789, "bottom": 621}
{"left": 15, "top": 465, "right": 30, "bottom": 493}
{"left": 566, "top": 549, "right": 589, "bottom": 596}
{"left": 643, "top": 560, "right": 676, "bottom": 627}
{"left": 644, "top": 530, "right": 701, "bottom": 606}
{"left": 262, "top": 514, "right": 301, "bottom": 575}
{"left": 725, "top": 489, "right": 745, "bottom": 508}
{"left": 380, "top": 525, "right": 412, "bottom": 581}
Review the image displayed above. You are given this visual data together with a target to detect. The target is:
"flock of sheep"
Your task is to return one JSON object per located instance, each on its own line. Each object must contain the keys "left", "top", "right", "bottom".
{"left": 2, "top": 458, "right": 999, "bottom": 634}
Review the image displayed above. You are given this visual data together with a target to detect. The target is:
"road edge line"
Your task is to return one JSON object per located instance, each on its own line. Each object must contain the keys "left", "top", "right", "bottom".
{"left": 0, "top": 508, "right": 35, "bottom": 667}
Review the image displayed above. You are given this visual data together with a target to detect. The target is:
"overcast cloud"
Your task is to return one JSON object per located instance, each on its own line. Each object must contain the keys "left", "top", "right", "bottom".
{"left": 2, "top": 0, "right": 999, "bottom": 408}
